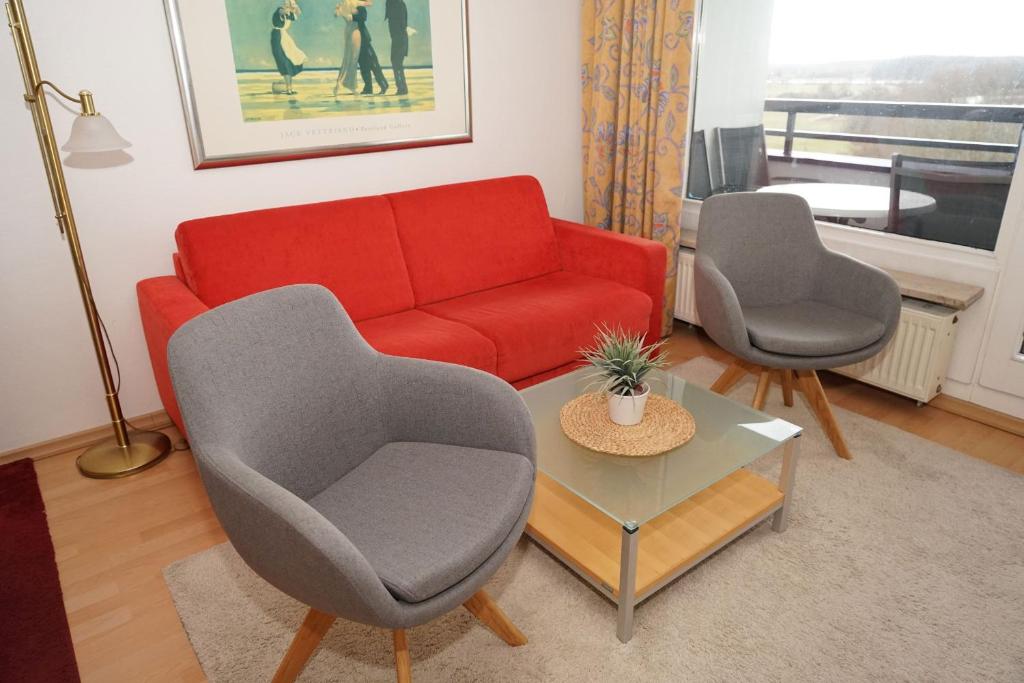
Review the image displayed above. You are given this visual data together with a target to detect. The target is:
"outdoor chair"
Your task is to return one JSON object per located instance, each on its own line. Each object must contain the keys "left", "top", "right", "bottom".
{"left": 715, "top": 124, "right": 772, "bottom": 191}
{"left": 887, "top": 153, "right": 1013, "bottom": 251}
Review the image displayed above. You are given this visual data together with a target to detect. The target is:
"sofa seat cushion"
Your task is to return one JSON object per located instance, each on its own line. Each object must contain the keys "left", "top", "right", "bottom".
{"left": 308, "top": 441, "right": 534, "bottom": 603}
{"left": 175, "top": 196, "right": 415, "bottom": 321}
{"left": 743, "top": 300, "right": 886, "bottom": 357}
{"left": 423, "top": 271, "right": 653, "bottom": 382}
{"left": 388, "top": 176, "right": 561, "bottom": 305}
{"left": 355, "top": 310, "right": 497, "bottom": 374}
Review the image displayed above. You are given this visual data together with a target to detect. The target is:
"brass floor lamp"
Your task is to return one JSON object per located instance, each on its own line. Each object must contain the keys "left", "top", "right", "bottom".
{"left": 6, "top": 0, "right": 171, "bottom": 478}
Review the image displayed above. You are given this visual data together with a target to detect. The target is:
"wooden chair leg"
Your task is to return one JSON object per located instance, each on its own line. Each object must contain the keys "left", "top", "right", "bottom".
{"left": 780, "top": 370, "right": 794, "bottom": 407}
{"left": 710, "top": 362, "right": 748, "bottom": 395}
{"left": 393, "top": 629, "right": 412, "bottom": 683}
{"left": 752, "top": 369, "right": 772, "bottom": 411}
{"left": 272, "top": 607, "right": 336, "bottom": 683}
{"left": 795, "top": 370, "right": 853, "bottom": 460}
{"left": 463, "top": 590, "right": 527, "bottom": 646}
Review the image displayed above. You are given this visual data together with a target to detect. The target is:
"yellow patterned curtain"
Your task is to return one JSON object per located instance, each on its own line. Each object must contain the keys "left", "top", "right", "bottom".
{"left": 582, "top": 0, "right": 695, "bottom": 337}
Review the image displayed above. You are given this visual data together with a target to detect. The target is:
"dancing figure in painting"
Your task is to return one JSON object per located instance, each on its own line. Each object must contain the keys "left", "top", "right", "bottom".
{"left": 354, "top": 5, "right": 388, "bottom": 95}
{"left": 271, "top": 1, "right": 306, "bottom": 95}
{"left": 333, "top": 0, "right": 371, "bottom": 96}
{"left": 385, "top": 0, "right": 409, "bottom": 96}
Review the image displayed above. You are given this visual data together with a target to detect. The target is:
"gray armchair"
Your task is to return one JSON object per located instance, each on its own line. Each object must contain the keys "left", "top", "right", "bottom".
{"left": 167, "top": 284, "right": 535, "bottom": 682}
{"left": 695, "top": 192, "right": 901, "bottom": 459}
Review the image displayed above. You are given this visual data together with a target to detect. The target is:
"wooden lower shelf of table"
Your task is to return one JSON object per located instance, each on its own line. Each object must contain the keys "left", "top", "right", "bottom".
{"left": 526, "top": 469, "right": 784, "bottom": 599}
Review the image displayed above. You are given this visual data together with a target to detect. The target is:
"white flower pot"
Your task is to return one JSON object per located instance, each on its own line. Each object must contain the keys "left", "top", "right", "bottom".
{"left": 608, "top": 384, "right": 650, "bottom": 426}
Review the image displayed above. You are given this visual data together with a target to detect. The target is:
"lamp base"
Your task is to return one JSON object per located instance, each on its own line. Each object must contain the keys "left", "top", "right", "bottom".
{"left": 76, "top": 430, "right": 172, "bottom": 479}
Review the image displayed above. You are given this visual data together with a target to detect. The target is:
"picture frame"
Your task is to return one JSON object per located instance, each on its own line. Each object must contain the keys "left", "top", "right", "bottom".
{"left": 163, "top": 0, "right": 471, "bottom": 169}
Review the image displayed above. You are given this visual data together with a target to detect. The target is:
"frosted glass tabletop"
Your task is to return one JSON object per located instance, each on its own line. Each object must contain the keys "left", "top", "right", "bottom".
{"left": 519, "top": 368, "right": 801, "bottom": 528}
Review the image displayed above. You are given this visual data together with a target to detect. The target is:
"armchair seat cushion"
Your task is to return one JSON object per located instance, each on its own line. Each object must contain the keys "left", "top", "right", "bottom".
{"left": 355, "top": 310, "right": 497, "bottom": 374}
{"left": 743, "top": 300, "right": 886, "bottom": 357}
{"left": 308, "top": 441, "right": 533, "bottom": 604}
{"left": 423, "top": 271, "right": 652, "bottom": 382}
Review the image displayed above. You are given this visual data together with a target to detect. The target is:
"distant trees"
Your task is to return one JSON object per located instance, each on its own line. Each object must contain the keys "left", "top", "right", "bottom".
{"left": 765, "top": 56, "right": 1024, "bottom": 162}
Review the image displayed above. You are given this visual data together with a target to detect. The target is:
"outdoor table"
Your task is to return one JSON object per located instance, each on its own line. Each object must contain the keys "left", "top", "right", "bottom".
{"left": 756, "top": 182, "right": 936, "bottom": 222}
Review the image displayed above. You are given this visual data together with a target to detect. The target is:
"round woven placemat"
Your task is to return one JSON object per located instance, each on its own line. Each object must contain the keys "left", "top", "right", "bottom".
{"left": 559, "top": 392, "right": 696, "bottom": 457}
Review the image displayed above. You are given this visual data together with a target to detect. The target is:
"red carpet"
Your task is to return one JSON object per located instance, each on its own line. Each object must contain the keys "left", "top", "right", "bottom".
{"left": 0, "top": 459, "right": 80, "bottom": 682}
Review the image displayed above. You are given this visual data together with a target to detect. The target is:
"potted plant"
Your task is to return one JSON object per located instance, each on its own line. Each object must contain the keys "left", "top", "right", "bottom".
{"left": 580, "top": 325, "right": 668, "bottom": 426}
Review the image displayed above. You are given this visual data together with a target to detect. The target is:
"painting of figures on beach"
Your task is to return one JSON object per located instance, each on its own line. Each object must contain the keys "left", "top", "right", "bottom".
{"left": 224, "top": 0, "right": 435, "bottom": 122}
{"left": 164, "top": 0, "right": 469, "bottom": 167}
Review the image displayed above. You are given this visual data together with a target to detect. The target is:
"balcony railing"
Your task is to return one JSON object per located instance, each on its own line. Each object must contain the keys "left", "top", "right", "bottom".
{"left": 764, "top": 98, "right": 1024, "bottom": 158}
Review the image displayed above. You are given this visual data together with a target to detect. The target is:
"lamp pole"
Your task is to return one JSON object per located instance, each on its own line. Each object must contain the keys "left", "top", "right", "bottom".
{"left": 6, "top": 0, "right": 170, "bottom": 477}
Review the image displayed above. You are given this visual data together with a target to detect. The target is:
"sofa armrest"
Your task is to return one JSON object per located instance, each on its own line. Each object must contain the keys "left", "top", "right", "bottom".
{"left": 553, "top": 218, "right": 667, "bottom": 341}
{"left": 137, "top": 276, "right": 209, "bottom": 434}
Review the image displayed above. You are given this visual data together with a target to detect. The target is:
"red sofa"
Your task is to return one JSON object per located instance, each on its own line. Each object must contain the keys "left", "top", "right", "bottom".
{"left": 138, "top": 176, "right": 666, "bottom": 433}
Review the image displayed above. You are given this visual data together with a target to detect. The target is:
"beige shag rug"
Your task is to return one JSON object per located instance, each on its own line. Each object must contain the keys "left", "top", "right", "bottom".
{"left": 164, "top": 358, "right": 1024, "bottom": 682}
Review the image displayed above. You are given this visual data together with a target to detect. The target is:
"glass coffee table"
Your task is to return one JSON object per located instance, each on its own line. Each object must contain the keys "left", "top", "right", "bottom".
{"left": 520, "top": 367, "right": 801, "bottom": 642}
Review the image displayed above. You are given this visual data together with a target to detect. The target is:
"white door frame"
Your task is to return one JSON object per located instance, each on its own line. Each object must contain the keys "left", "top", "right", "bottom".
{"left": 978, "top": 155, "right": 1024, "bottom": 401}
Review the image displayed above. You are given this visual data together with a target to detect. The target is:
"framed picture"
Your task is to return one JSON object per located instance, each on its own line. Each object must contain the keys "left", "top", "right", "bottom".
{"left": 164, "top": 0, "right": 471, "bottom": 168}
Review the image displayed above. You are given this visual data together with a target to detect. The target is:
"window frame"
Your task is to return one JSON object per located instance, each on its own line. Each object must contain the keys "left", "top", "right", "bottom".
{"left": 682, "top": 0, "right": 1024, "bottom": 265}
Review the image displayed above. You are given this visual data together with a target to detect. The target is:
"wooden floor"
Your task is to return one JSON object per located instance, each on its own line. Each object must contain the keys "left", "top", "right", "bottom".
{"left": 36, "top": 428, "right": 221, "bottom": 683}
{"left": 661, "top": 325, "right": 1024, "bottom": 474}
{"left": 33, "top": 324, "right": 1024, "bottom": 682}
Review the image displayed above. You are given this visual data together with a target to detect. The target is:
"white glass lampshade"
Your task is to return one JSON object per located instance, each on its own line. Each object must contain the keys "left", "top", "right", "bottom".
{"left": 61, "top": 114, "right": 131, "bottom": 154}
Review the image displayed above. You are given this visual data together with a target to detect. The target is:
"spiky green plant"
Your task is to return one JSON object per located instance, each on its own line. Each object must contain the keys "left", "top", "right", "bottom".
{"left": 579, "top": 324, "right": 668, "bottom": 397}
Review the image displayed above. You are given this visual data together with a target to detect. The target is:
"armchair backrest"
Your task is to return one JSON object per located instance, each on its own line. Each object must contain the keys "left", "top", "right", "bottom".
{"left": 696, "top": 192, "right": 825, "bottom": 308}
{"left": 168, "top": 285, "right": 387, "bottom": 501}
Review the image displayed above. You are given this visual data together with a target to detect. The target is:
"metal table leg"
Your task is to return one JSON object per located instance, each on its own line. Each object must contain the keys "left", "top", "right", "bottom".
{"left": 616, "top": 523, "right": 639, "bottom": 643}
{"left": 772, "top": 434, "right": 800, "bottom": 532}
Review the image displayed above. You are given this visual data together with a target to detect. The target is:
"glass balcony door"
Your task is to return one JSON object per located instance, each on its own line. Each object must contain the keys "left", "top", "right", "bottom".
{"left": 687, "top": 0, "right": 1024, "bottom": 253}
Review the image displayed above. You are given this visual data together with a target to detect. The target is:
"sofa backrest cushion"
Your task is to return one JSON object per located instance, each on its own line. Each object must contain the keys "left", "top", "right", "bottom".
{"left": 175, "top": 196, "right": 415, "bottom": 321}
{"left": 387, "top": 176, "right": 561, "bottom": 305}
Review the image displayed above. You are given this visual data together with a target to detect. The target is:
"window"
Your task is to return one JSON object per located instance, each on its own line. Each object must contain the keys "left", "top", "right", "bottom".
{"left": 688, "top": 0, "right": 1024, "bottom": 251}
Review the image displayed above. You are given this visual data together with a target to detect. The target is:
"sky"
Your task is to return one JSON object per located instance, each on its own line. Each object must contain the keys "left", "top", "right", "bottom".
{"left": 769, "top": 0, "right": 1024, "bottom": 65}
{"left": 225, "top": 0, "right": 434, "bottom": 71}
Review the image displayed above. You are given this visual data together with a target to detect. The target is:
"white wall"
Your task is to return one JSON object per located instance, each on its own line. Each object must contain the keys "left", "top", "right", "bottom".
{"left": 0, "top": 1, "right": 584, "bottom": 452}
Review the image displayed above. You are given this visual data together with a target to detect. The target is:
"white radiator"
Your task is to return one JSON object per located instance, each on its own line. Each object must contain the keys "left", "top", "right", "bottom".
{"left": 833, "top": 299, "right": 957, "bottom": 403}
{"left": 675, "top": 248, "right": 959, "bottom": 403}
{"left": 674, "top": 249, "right": 701, "bottom": 325}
